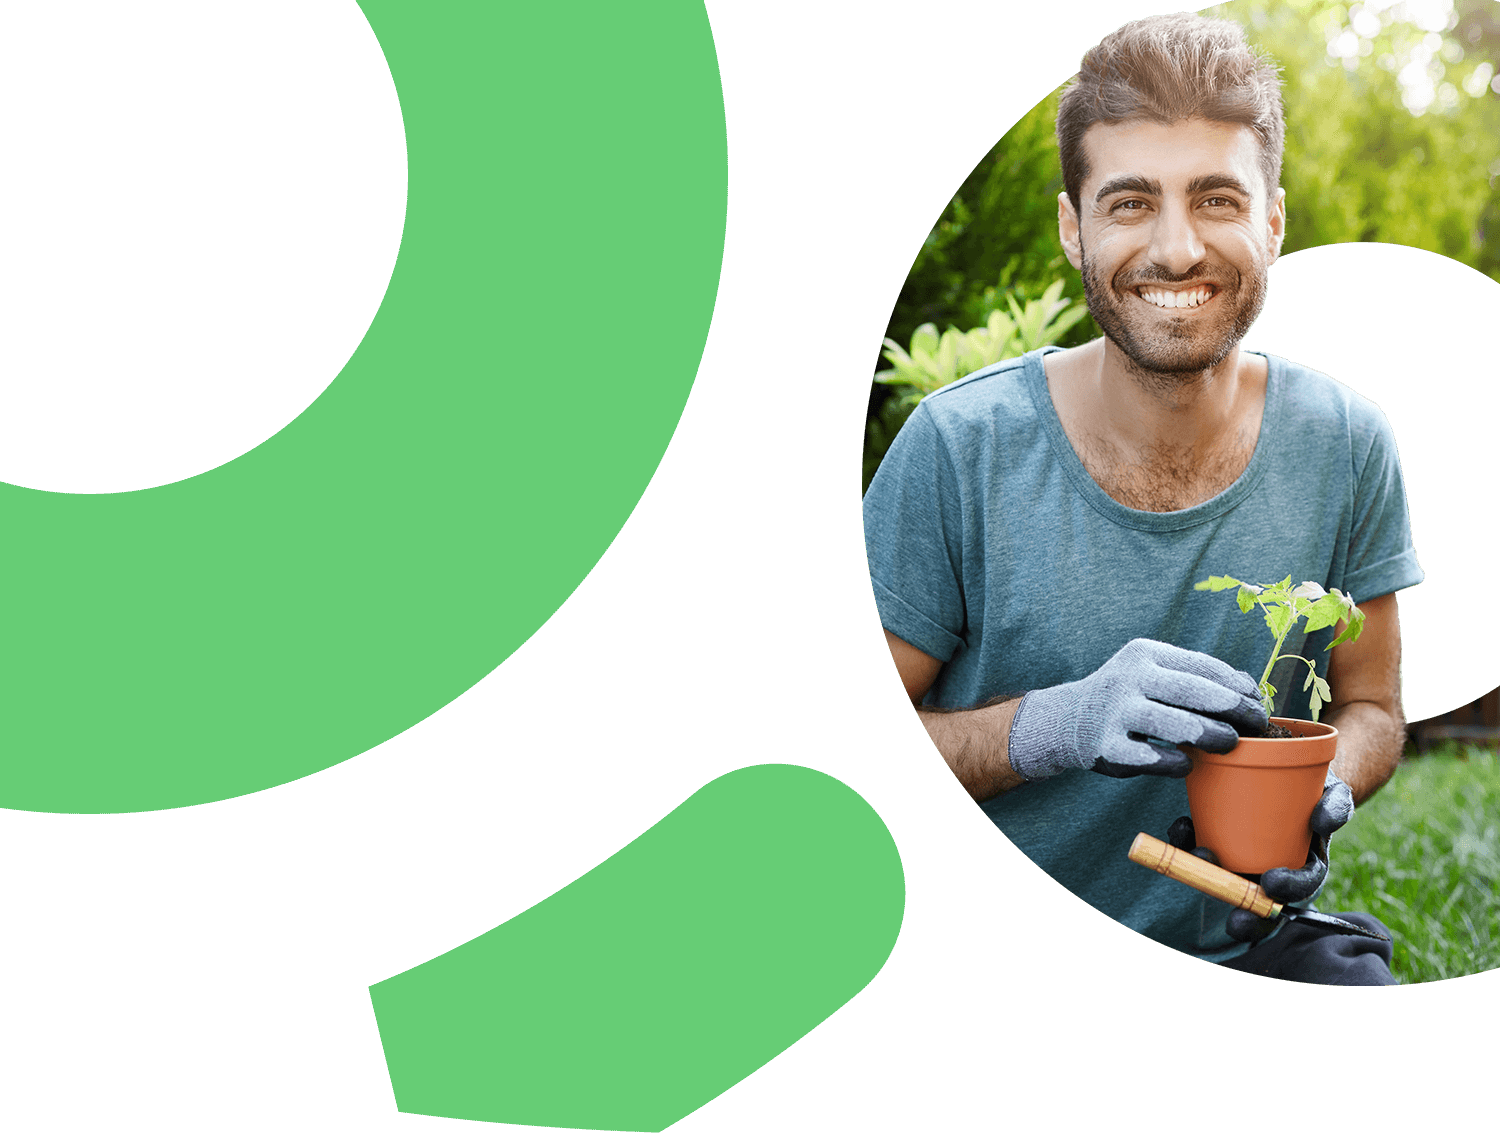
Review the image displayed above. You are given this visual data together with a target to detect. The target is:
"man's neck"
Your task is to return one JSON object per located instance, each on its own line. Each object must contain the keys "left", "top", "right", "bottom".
{"left": 1096, "top": 336, "right": 1252, "bottom": 446}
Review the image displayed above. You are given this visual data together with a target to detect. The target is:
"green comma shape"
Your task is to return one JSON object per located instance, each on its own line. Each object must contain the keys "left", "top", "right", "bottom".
{"left": 0, "top": 2, "right": 726, "bottom": 812}
{"left": 369, "top": 764, "right": 906, "bottom": 1131}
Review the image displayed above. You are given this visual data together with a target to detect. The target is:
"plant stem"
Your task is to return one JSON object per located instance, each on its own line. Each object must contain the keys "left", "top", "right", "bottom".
{"left": 1255, "top": 594, "right": 1304, "bottom": 715}
{"left": 1257, "top": 601, "right": 1289, "bottom": 691}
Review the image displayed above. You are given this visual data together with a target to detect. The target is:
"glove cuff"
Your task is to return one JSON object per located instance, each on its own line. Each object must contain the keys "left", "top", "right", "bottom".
{"left": 1008, "top": 687, "right": 1083, "bottom": 780}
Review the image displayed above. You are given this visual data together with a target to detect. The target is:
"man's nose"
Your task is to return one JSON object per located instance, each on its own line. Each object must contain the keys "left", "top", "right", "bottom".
{"left": 1147, "top": 202, "right": 1205, "bottom": 276}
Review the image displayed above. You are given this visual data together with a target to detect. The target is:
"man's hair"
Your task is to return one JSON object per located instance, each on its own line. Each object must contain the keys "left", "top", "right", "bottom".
{"left": 1056, "top": 13, "right": 1285, "bottom": 213}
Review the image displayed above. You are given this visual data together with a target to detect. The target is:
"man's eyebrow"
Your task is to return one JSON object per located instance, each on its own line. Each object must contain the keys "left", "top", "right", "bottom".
{"left": 1093, "top": 175, "right": 1161, "bottom": 203}
{"left": 1092, "top": 173, "right": 1257, "bottom": 204}
{"left": 1187, "top": 173, "right": 1254, "bottom": 196}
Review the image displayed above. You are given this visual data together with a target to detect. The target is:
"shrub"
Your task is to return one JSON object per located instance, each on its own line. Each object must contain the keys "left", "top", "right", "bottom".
{"left": 863, "top": 280, "right": 1088, "bottom": 491}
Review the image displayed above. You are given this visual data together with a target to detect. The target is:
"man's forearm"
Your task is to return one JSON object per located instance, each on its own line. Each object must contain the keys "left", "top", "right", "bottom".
{"left": 918, "top": 696, "right": 1027, "bottom": 801}
{"left": 1323, "top": 699, "right": 1404, "bottom": 804}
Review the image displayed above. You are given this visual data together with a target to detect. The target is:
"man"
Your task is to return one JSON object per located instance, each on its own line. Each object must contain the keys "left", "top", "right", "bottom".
{"left": 863, "top": 13, "right": 1423, "bottom": 983}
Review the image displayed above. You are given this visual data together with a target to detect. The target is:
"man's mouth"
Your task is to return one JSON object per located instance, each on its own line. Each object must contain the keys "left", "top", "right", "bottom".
{"left": 1133, "top": 284, "right": 1217, "bottom": 310}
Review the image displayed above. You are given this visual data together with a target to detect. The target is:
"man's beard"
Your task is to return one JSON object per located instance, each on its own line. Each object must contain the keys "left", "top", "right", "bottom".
{"left": 1079, "top": 245, "right": 1270, "bottom": 378}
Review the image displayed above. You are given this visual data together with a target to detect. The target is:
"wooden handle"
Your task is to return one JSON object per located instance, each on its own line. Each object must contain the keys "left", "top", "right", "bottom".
{"left": 1128, "top": 833, "right": 1283, "bottom": 919}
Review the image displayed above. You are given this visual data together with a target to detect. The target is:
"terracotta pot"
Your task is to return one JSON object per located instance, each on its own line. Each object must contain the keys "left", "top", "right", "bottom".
{"left": 1183, "top": 718, "right": 1337, "bottom": 875}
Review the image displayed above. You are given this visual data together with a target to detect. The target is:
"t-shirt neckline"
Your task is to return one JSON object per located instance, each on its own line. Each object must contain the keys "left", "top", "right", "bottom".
{"left": 1022, "top": 346, "right": 1284, "bottom": 533}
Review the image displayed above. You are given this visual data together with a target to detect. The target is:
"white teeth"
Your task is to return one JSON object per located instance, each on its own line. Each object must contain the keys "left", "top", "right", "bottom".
{"left": 1139, "top": 286, "right": 1211, "bottom": 308}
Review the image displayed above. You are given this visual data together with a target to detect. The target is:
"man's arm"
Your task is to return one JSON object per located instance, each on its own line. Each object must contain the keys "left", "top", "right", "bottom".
{"left": 1322, "top": 591, "right": 1405, "bottom": 804}
{"left": 884, "top": 631, "right": 1028, "bottom": 800}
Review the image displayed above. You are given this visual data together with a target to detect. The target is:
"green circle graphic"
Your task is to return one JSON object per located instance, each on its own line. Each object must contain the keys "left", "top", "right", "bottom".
{"left": 4, "top": 1, "right": 727, "bottom": 813}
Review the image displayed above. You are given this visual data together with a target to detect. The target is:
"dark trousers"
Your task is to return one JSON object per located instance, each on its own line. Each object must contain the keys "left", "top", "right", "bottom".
{"left": 1219, "top": 911, "right": 1397, "bottom": 985}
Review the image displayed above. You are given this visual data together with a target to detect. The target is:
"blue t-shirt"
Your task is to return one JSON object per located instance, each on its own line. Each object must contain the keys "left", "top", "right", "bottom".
{"left": 864, "top": 347, "right": 1424, "bottom": 957}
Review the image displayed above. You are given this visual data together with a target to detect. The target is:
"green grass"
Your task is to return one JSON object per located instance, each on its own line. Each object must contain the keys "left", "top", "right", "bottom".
{"left": 1318, "top": 742, "right": 1500, "bottom": 984}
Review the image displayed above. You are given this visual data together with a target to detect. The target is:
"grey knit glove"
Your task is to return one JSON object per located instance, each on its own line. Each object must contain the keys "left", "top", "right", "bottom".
{"left": 1008, "top": 639, "right": 1269, "bottom": 780}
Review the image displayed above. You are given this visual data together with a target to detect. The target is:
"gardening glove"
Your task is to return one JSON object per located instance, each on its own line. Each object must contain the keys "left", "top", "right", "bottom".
{"left": 1167, "top": 768, "right": 1355, "bottom": 943}
{"left": 1007, "top": 638, "right": 1268, "bottom": 781}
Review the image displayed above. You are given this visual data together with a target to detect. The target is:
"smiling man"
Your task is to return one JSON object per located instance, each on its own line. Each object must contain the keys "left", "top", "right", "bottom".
{"left": 863, "top": 13, "right": 1424, "bottom": 983}
{"left": 1050, "top": 116, "right": 1277, "bottom": 517}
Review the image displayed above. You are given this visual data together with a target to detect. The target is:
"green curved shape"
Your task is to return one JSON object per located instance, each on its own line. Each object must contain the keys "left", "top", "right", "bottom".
{"left": 1, "top": 1, "right": 726, "bottom": 812}
{"left": 369, "top": 764, "right": 906, "bottom": 1131}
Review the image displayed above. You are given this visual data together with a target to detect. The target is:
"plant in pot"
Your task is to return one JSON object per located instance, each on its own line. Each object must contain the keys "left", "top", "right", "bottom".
{"left": 1185, "top": 576, "right": 1366, "bottom": 875}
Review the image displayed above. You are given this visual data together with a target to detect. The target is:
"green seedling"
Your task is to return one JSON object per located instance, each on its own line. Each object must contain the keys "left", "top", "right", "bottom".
{"left": 1194, "top": 575, "right": 1366, "bottom": 722}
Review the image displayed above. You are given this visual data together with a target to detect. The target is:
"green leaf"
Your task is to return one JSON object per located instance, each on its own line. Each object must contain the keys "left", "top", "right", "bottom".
{"left": 1265, "top": 603, "right": 1295, "bottom": 639}
{"left": 1039, "top": 277, "right": 1066, "bottom": 310}
{"left": 1300, "top": 593, "right": 1345, "bottom": 633}
{"left": 934, "top": 334, "right": 958, "bottom": 382}
{"left": 983, "top": 309, "right": 1019, "bottom": 358}
{"left": 1006, "top": 292, "right": 1027, "bottom": 331}
{"left": 909, "top": 323, "right": 939, "bottom": 357}
{"left": 1236, "top": 586, "right": 1257, "bottom": 613}
{"left": 1194, "top": 575, "right": 1245, "bottom": 592}
{"left": 1260, "top": 579, "right": 1293, "bottom": 605}
{"left": 1259, "top": 679, "right": 1278, "bottom": 717}
{"left": 1305, "top": 664, "right": 1329, "bottom": 721}
{"left": 1015, "top": 295, "right": 1044, "bottom": 346}
{"left": 1327, "top": 607, "right": 1367, "bottom": 650}
{"left": 1038, "top": 304, "right": 1088, "bottom": 347}
{"left": 879, "top": 337, "right": 910, "bottom": 362}
{"left": 877, "top": 341, "right": 917, "bottom": 378}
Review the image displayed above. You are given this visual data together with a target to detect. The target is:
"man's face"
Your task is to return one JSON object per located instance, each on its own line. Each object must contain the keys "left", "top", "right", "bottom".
{"left": 1058, "top": 117, "right": 1286, "bottom": 375}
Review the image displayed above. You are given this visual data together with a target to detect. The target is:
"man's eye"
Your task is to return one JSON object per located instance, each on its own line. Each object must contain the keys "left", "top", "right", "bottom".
{"left": 1203, "top": 196, "right": 1237, "bottom": 208}
{"left": 1114, "top": 199, "right": 1148, "bottom": 211}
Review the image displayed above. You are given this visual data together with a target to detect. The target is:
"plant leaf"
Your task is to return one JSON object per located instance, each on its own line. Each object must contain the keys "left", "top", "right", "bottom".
{"left": 1265, "top": 603, "right": 1295, "bottom": 639}
{"left": 1259, "top": 678, "right": 1278, "bottom": 716}
{"left": 879, "top": 338, "right": 911, "bottom": 363}
{"left": 1326, "top": 607, "right": 1367, "bottom": 650}
{"left": 1194, "top": 575, "right": 1246, "bottom": 592}
{"left": 1039, "top": 277, "right": 1066, "bottom": 310}
{"left": 909, "top": 324, "right": 940, "bottom": 357}
{"left": 1038, "top": 304, "right": 1088, "bottom": 347}
{"left": 1307, "top": 665, "right": 1328, "bottom": 721}
{"left": 1301, "top": 593, "right": 1345, "bottom": 633}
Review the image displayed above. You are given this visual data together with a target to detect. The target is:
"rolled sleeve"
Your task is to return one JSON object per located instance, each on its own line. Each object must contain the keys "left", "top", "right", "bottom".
{"left": 1343, "top": 403, "right": 1424, "bottom": 603}
{"left": 863, "top": 403, "right": 968, "bottom": 663}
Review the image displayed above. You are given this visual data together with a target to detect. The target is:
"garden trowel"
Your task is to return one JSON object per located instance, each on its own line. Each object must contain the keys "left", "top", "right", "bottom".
{"left": 1128, "top": 832, "right": 1390, "bottom": 941}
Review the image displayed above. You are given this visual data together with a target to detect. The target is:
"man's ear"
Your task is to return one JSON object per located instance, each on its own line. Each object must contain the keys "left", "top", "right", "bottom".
{"left": 1266, "top": 187, "right": 1287, "bottom": 263}
{"left": 1058, "top": 190, "right": 1083, "bottom": 271}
